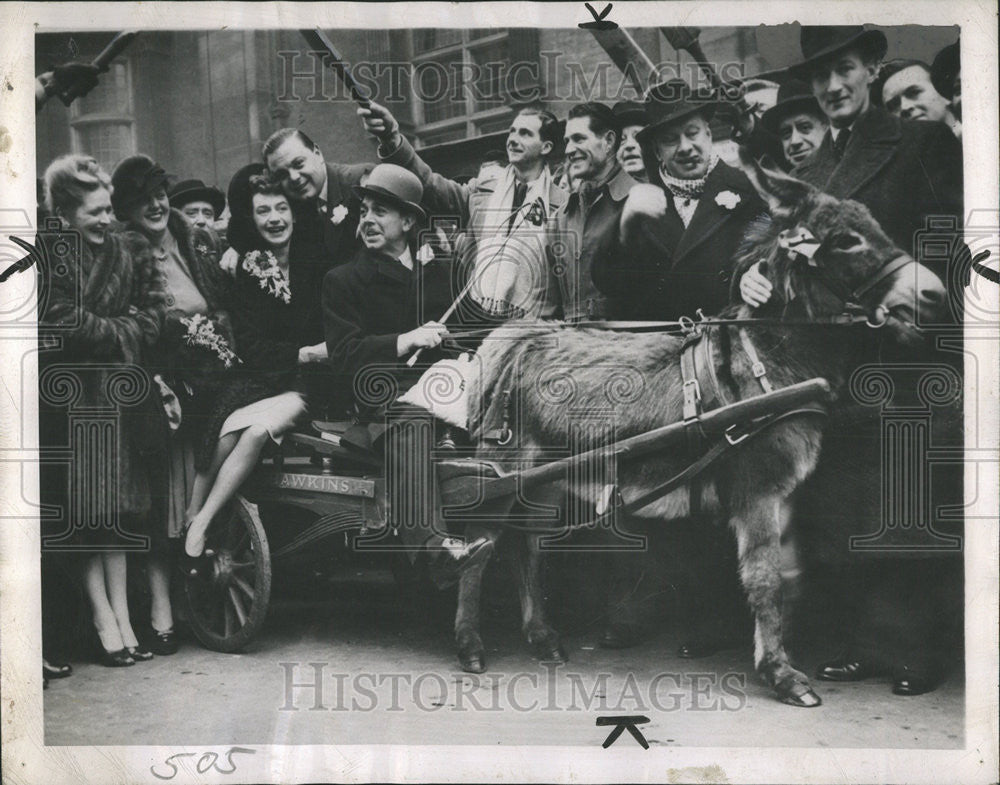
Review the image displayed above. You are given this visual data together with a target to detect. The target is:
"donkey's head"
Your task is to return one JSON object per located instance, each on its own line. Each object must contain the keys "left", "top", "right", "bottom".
{"left": 737, "top": 157, "right": 946, "bottom": 344}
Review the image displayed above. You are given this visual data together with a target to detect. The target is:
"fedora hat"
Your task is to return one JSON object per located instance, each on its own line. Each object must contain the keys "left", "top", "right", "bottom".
{"left": 612, "top": 100, "right": 647, "bottom": 129}
{"left": 760, "top": 79, "right": 825, "bottom": 134}
{"left": 110, "top": 154, "right": 170, "bottom": 220}
{"left": 789, "top": 26, "right": 888, "bottom": 79}
{"left": 352, "top": 163, "right": 425, "bottom": 221}
{"left": 637, "top": 80, "right": 718, "bottom": 145}
{"left": 168, "top": 178, "right": 225, "bottom": 216}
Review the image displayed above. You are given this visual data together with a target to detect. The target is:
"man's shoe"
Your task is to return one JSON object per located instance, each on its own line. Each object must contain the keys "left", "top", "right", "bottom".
{"left": 600, "top": 622, "right": 641, "bottom": 649}
{"left": 42, "top": 660, "right": 72, "bottom": 679}
{"left": 815, "top": 657, "right": 882, "bottom": 682}
{"left": 892, "top": 665, "right": 941, "bottom": 696}
{"left": 428, "top": 537, "right": 494, "bottom": 589}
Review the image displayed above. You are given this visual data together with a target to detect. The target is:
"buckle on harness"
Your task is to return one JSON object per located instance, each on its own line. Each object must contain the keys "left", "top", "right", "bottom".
{"left": 725, "top": 423, "right": 751, "bottom": 446}
{"left": 682, "top": 378, "right": 701, "bottom": 419}
{"left": 751, "top": 361, "right": 767, "bottom": 379}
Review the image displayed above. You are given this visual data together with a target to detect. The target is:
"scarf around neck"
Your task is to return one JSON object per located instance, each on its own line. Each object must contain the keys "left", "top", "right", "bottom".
{"left": 658, "top": 154, "right": 720, "bottom": 201}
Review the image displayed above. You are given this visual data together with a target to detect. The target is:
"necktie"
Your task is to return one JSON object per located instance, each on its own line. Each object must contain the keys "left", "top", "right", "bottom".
{"left": 507, "top": 180, "right": 528, "bottom": 234}
{"left": 832, "top": 128, "right": 851, "bottom": 162}
{"left": 317, "top": 199, "right": 328, "bottom": 218}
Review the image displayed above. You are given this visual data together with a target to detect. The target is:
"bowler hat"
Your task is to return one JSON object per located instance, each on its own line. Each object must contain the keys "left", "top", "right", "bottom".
{"left": 612, "top": 100, "right": 647, "bottom": 129}
{"left": 930, "top": 40, "right": 960, "bottom": 100}
{"left": 110, "top": 155, "right": 170, "bottom": 220}
{"left": 637, "top": 80, "right": 717, "bottom": 145}
{"left": 168, "top": 179, "right": 225, "bottom": 217}
{"left": 789, "top": 26, "right": 888, "bottom": 80}
{"left": 760, "top": 79, "right": 825, "bottom": 134}
{"left": 352, "top": 164, "right": 426, "bottom": 221}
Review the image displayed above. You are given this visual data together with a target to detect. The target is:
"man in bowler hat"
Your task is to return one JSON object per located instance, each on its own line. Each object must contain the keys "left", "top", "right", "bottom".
{"left": 168, "top": 179, "right": 226, "bottom": 231}
{"left": 758, "top": 79, "right": 830, "bottom": 169}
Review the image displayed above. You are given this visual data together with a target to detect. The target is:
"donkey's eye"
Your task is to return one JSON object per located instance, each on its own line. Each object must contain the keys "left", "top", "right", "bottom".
{"left": 830, "top": 233, "right": 863, "bottom": 251}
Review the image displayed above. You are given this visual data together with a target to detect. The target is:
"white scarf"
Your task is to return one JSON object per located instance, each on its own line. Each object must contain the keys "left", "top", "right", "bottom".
{"left": 470, "top": 165, "right": 553, "bottom": 319}
{"left": 659, "top": 155, "right": 720, "bottom": 228}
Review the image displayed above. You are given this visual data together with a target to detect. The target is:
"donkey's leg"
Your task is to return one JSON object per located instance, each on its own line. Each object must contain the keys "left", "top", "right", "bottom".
{"left": 514, "top": 531, "right": 567, "bottom": 664}
{"left": 455, "top": 524, "right": 501, "bottom": 674}
{"left": 731, "top": 495, "right": 820, "bottom": 707}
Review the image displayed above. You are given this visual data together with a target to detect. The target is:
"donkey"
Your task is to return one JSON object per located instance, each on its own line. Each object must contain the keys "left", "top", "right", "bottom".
{"left": 445, "top": 160, "right": 947, "bottom": 707}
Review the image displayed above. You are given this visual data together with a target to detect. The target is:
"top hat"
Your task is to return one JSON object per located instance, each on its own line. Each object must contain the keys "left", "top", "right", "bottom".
{"left": 352, "top": 164, "right": 426, "bottom": 221}
{"left": 168, "top": 178, "right": 225, "bottom": 216}
{"left": 612, "top": 100, "right": 648, "bottom": 129}
{"left": 637, "top": 80, "right": 718, "bottom": 145}
{"left": 930, "top": 40, "right": 960, "bottom": 100}
{"left": 110, "top": 155, "right": 170, "bottom": 219}
{"left": 789, "top": 26, "right": 888, "bottom": 79}
{"left": 760, "top": 79, "right": 825, "bottom": 134}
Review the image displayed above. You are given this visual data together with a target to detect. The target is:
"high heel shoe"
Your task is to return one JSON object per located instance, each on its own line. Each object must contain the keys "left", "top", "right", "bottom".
{"left": 178, "top": 523, "right": 215, "bottom": 579}
{"left": 99, "top": 648, "right": 135, "bottom": 667}
{"left": 126, "top": 645, "right": 154, "bottom": 662}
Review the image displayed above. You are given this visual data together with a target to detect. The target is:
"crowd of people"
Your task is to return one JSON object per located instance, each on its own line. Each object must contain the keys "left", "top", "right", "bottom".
{"left": 36, "top": 26, "right": 963, "bottom": 698}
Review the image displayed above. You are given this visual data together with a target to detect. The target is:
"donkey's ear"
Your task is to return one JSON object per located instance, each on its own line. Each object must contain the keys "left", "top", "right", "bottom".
{"left": 738, "top": 150, "right": 815, "bottom": 219}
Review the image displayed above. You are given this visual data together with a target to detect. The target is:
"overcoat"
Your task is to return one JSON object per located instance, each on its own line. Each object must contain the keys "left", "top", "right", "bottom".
{"left": 592, "top": 160, "right": 767, "bottom": 321}
{"left": 288, "top": 161, "right": 372, "bottom": 270}
{"left": 38, "top": 228, "right": 167, "bottom": 545}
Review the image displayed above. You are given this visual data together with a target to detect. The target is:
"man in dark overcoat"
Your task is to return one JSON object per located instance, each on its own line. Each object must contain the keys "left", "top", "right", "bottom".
{"left": 593, "top": 79, "right": 767, "bottom": 321}
{"left": 739, "top": 26, "right": 965, "bottom": 696}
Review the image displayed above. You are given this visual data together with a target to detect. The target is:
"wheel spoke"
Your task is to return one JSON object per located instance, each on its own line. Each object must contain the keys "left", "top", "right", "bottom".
{"left": 228, "top": 586, "right": 248, "bottom": 626}
{"left": 230, "top": 528, "right": 250, "bottom": 555}
{"left": 230, "top": 560, "right": 255, "bottom": 570}
{"left": 224, "top": 600, "right": 234, "bottom": 637}
{"left": 232, "top": 573, "right": 255, "bottom": 599}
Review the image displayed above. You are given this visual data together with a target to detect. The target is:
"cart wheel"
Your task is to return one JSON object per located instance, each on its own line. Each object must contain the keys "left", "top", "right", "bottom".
{"left": 182, "top": 496, "right": 272, "bottom": 652}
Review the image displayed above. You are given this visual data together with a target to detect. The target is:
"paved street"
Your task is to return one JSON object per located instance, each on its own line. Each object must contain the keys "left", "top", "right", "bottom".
{"left": 44, "top": 564, "right": 964, "bottom": 749}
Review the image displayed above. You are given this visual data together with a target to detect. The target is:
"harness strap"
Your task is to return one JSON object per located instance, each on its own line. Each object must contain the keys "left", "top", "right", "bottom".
{"left": 679, "top": 330, "right": 708, "bottom": 518}
{"left": 738, "top": 328, "right": 773, "bottom": 394}
{"left": 616, "top": 404, "right": 828, "bottom": 517}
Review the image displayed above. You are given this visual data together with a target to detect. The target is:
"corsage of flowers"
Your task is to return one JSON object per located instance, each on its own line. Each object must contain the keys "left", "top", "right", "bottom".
{"left": 715, "top": 190, "right": 742, "bottom": 210}
{"left": 330, "top": 203, "right": 349, "bottom": 225}
{"left": 242, "top": 249, "right": 291, "bottom": 304}
{"left": 180, "top": 313, "right": 241, "bottom": 368}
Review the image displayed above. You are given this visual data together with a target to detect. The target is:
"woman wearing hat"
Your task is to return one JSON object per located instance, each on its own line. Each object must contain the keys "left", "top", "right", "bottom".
{"left": 111, "top": 154, "right": 230, "bottom": 654}
{"left": 40, "top": 154, "right": 167, "bottom": 666}
{"left": 612, "top": 100, "right": 648, "bottom": 182}
{"left": 179, "top": 165, "right": 330, "bottom": 571}
{"left": 323, "top": 163, "right": 493, "bottom": 587}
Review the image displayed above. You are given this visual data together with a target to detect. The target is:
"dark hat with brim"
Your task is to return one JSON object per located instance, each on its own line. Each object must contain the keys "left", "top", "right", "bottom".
{"left": 352, "top": 163, "right": 426, "bottom": 221}
{"left": 168, "top": 179, "right": 225, "bottom": 216}
{"left": 612, "top": 100, "right": 647, "bottom": 129}
{"left": 788, "top": 26, "right": 888, "bottom": 80}
{"left": 760, "top": 78, "right": 826, "bottom": 135}
{"left": 110, "top": 154, "right": 170, "bottom": 219}
{"left": 637, "top": 80, "right": 718, "bottom": 146}
{"left": 930, "top": 40, "right": 960, "bottom": 99}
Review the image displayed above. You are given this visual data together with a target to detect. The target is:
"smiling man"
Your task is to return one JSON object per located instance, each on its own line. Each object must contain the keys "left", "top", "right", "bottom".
{"left": 546, "top": 101, "right": 635, "bottom": 322}
{"left": 360, "top": 101, "right": 567, "bottom": 320}
{"left": 261, "top": 128, "right": 372, "bottom": 271}
{"left": 875, "top": 59, "right": 958, "bottom": 135}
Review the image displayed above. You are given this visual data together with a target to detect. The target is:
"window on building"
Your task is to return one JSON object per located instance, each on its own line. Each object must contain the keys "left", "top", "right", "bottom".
{"left": 409, "top": 28, "right": 513, "bottom": 147}
{"left": 69, "top": 61, "right": 136, "bottom": 173}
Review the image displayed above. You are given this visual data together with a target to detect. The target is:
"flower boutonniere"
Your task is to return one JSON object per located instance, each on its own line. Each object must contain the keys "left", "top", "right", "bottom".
{"left": 715, "top": 190, "right": 742, "bottom": 211}
{"left": 416, "top": 243, "right": 435, "bottom": 265}
{"left": 330, "top": 203, "right": 349, "bottom": 225}
{"left": 242, "top": 249, "right": 291, "bottom": 304}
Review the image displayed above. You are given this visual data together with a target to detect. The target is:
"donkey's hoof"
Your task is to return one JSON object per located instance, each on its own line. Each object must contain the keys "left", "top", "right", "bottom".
{"left": 777, "top": 681, "right": 822, "bottom": 708}
{"left": 459, "top": 651, "right": 486, "bottom": 674}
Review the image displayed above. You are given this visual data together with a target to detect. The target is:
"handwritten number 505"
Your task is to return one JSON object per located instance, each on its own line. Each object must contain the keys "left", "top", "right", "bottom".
{"left": 151, "top": 747, "right": 256, "bottom": 779}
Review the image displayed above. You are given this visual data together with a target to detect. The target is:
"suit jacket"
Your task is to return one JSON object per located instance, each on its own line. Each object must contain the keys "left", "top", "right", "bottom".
{"left": 593, "top": 161, "right": 766, "bottom": 321}
{"left": 792, "top": 107, "right": 963, "bottom": 282}
{"left": 549, "top": 165, "right": 637, "bottom": 322}
{"left": 290, "top": 161, "right": 373, "bottom": 270}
